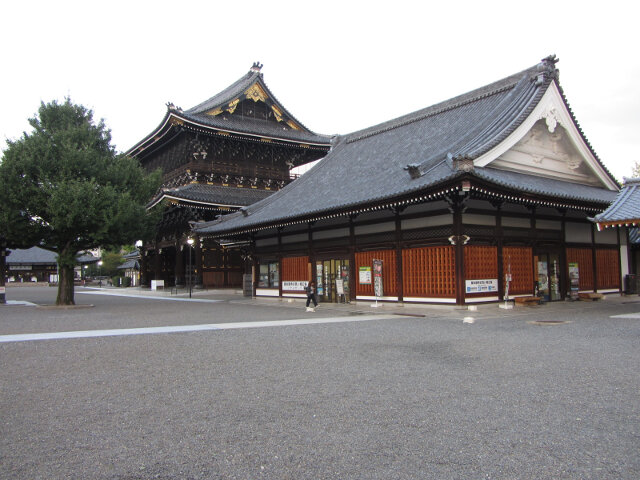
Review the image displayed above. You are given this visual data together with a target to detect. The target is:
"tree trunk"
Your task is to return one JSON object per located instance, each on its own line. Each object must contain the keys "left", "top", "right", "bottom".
{"left": 0, "top": 247, "right": 6, "bottom": 304}
{"left": 56, "top": 248, "right": 76, "bottom": 305}
{"left": 56, "top": 264, "right": 75, "bottom": 305}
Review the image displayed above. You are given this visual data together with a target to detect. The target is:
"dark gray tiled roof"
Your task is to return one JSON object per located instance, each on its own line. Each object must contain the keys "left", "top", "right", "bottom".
{"left": 7, "top": 247, "right": 98, "bottom": 265}
{"left": 149, "top": 183, "right": 275, "bottom": 208}
{"left": 7, "top": 246, "right": 58, "bottom": 264}
{"left": 593, "top": 178, "right": 640, "bottom": 225}
{"left": 180, "top": 67, "right": 332, "bottom": 144}
{"left": 186, "top": 69, "right": 262, "bottom": 115}
{"left": 177, "top": 109, "right": 332, "bottom": 145}
{"left": 193, "top": 57, "right": 620, "bottom": 236}
{"left": 118, "top": 259, "right": 139, "bottom": 270}
{"left": 128, "top": 65, "right": 332, "bottom": 156}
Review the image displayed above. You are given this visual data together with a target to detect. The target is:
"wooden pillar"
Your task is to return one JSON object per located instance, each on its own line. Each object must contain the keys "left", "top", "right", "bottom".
{"left": 139, "top": 247, "right": 149, "bottom": 287}
{"left": 252, "top": 255, "right": 259, "bottom": 297}
{"left": 277, "top": 227, "right": 283, "bottom": 297}
{"left": 394, "top": 208, "right": 404, "bottom": 302}
{"left": 559, "top": 210, "right": 567, "bottom": 298}
{"left": 153, "top": 243, "right": 161, "bottom": 282}
{"left": 591, "top": 223, "right": 598, "bottom": 292}
{"left": 194, "top": 236, "right": 204, "bottom": 288}
{"left": 494, "top": 202, "right": 504, "bottom": 300}
{"left": 617, "top": 225, "right": 623, "bottom": 292}
{"left": 349, "top": 215, "right": 357, "bottom": 302}
{"left": 453, "top": 198, "right": 465, "bottom": 305}
{"left": 308, "top": 221, "right": 315, "bottom": 281}
{"left": 175, "top": 238, "right": 185, "bottom": 287}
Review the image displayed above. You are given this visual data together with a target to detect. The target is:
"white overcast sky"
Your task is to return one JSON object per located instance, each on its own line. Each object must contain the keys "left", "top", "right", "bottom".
{"left": 1, "top": 0, "right": 638, "bottom": 182}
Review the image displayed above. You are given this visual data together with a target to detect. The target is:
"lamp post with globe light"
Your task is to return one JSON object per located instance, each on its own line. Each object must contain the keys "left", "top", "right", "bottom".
{"left": 98, "top": 260, "right": 103, "bottom": 287}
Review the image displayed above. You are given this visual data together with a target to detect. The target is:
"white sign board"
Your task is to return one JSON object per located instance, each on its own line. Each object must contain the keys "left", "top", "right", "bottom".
{"left": 359, "top": 266, "right": 372, "bottom": 284}
{"left": 151, "top": 279, "right": 164, "bottom": 291}
{"left": 335, "top": 279, "right": 344, "bottom": 295}
{"left": 282, "top": 281, "right": 308, "bottom": 291}
{"left": 0, "top": 286, "right": 5, "bottom": 294}
{"left": 465, "top": 279, "right": 498, "bottom": 293}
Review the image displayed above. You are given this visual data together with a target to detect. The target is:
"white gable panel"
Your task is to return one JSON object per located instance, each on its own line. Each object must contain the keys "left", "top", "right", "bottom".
{"left": 474, "top": 83, "right": 618, "bottom": 191}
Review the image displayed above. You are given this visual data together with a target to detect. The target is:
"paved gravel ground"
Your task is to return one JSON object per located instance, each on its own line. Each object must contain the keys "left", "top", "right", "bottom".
{"left": 1, "top": 287, "right": 640, "bottom": 479}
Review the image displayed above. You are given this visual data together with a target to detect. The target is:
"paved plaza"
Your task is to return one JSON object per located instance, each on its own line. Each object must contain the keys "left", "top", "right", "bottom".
{"left": 1, "top": 286, "right": 640, "bottom": 479}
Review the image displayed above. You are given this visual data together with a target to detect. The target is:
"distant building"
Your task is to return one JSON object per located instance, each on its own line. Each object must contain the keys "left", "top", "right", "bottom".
{"left": 117, "top": 250, "right": 141, "bottom": 287}
{"left": 5, "top": 247, "right": 98, "bottom": 283}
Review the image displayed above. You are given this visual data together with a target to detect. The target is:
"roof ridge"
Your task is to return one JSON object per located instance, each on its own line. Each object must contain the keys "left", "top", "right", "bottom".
{"left": 345, "top": 64, "right": 541, "bottom": 145}
{"left": 456, "top": 73, "right": 546, "bottom": 158}
{"left": 185, "top": 65, "right": 324, "bottom": 137}
{"left": 185, "top": 69, "right": 259, "bottom": 114}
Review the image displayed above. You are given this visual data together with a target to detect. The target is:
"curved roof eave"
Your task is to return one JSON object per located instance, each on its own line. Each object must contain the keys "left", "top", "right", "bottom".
{"left": 125, "top": 110, "right": 174, "bottom": 157}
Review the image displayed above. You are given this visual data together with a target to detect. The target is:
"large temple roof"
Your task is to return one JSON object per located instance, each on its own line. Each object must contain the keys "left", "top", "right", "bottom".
{"left": 147, "top": 183, "right": 275, "bottom": 210}
{"left": 193, "top": 56, "right": 620, "bottom": 237}
{"left": 127, "top": 63, "right": 332, "bottom": 158}
{"left": 593, "top": 178, "right": 640, "bottom": 230}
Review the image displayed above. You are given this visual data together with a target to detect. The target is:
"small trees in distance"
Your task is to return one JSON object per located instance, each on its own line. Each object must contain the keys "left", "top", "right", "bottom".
{"left": 0, "top": 98, "right": 161, "bottom": 305}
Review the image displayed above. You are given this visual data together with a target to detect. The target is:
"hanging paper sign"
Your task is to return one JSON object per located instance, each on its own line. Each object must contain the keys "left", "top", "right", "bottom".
{"left": 568, "top": 262, "right": 579, "bottom": 300}
{"left": 335, "top": 279, "right": 344, "bottom": 295}
{"left": 373, "top": 259, "right": 383, "bottom": 297}
{"left": 359, "top": 266, "right": 372, "bottom": 284}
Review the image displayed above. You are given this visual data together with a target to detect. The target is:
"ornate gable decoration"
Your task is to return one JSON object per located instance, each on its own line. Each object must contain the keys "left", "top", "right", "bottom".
{"left": 490, "top": 119, "right": 594, "bottom": 184}
{"left": 474, "top": 82, "right": 618, "bottom": 190}
{"left": 245, "top": 83, "right": 268, "bottom": 103}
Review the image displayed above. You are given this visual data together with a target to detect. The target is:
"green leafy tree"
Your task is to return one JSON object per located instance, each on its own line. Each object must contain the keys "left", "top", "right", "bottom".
{"left": 0, "top": 99, "right": 161, "bottom": 305}
{"left": 101, "top": 250, "right": 125, "bottom": 277}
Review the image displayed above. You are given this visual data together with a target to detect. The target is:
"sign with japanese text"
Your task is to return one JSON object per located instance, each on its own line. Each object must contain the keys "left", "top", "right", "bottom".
{"left": 282, "top": 281, "right": 308, "bottom": 291}
{"left": 465, "top": 279, "right": 498, "bottom": 293}
{"left": 359, "top": 266, "right": 372, "bottom": 284}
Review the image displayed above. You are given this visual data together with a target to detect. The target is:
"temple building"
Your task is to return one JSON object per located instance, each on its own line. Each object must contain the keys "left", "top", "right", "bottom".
{"left": 192, "top": 56, "right": 630, "bottom": 305}
{"left": 593, "top": 177, "right": 640, "bottom": 281}
{"left": 128, "top": 63, "right": 331, "bottom": 288}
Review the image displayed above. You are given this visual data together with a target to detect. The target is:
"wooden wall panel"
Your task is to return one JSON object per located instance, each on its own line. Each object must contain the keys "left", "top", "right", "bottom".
{"left": 203, "top": 271, "right": 224, "bottom": 287}
{"left": 282, "top": 256, "right": 309, "bottom": 282}
{"left": 355, "top": 250, "right": 397, "bottom": 296}
{"left": 402, "top": 246, "right": 455, "bottom": 298}
{"left": 502, "top": 247, "right": 533, "bottom": 295}
{"left": 464, "top": 246, "right": 498, "bottom": 279}
{"left": 596, "top": 249, "right": 620, "bottom": 289}
{"left": 566, "top": 247, "right": 594, "bottom": 290}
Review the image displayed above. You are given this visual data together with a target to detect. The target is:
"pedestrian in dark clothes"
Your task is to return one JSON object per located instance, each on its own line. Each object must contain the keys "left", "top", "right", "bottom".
{"left": 305, "top": 281, "right": 318, "bottom": 310}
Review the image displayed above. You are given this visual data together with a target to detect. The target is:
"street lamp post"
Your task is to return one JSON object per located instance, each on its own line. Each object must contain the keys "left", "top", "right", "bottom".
{"left": 98, "top": 260, "right": 103, "bottom": 287}
{"left": 187, "top": 238, "right": 194, "bottom": 298}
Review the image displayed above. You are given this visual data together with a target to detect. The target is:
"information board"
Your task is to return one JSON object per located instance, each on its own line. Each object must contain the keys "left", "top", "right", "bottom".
{"left": 465, "top": 279, "right": 498, "bottom": 293}
{"left": 359, "top": 266, "right": 372, "bottom": 284}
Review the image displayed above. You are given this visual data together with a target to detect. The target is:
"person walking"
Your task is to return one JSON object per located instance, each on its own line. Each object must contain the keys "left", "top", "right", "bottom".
{"left": 305, "top": 281, "right": 318, "bottom": 311}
